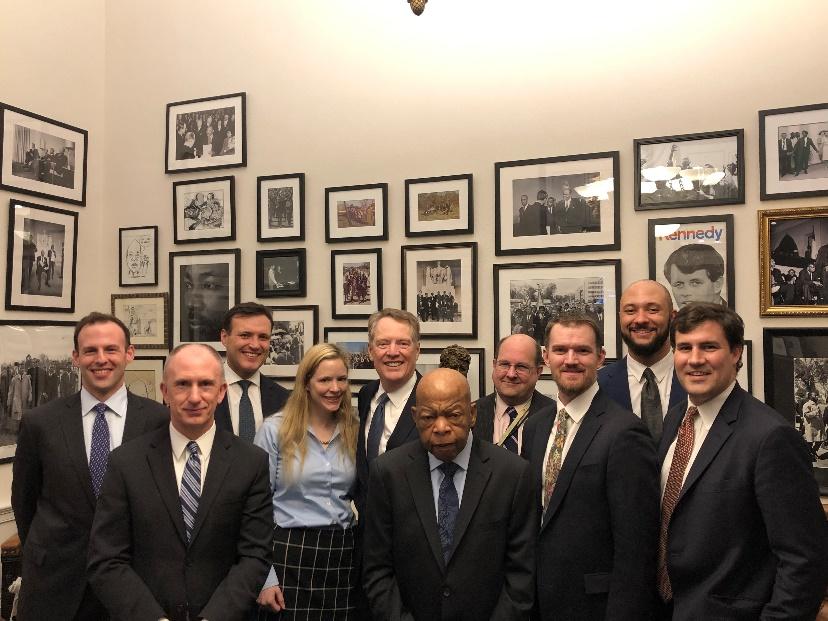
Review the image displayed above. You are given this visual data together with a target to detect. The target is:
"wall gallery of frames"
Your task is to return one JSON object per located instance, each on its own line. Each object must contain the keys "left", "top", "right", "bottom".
{"left": 1, "top": 94, "right": 828, "bottom": 489}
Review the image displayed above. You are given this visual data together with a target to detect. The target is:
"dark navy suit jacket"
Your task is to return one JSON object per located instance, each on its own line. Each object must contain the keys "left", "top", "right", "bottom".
{"left": 597, "top": 355, "right": 686, "bottom": 414}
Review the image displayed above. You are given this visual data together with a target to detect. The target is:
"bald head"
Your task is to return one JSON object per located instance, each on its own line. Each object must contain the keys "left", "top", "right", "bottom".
{"left": 619, "top": 279, "right": 675, "bottom": 365}
{"left": 417, "top": 368, "right": 471, "bottom": 405}
{"left": 413, "top": 369, "right": 476, "bottom": 462}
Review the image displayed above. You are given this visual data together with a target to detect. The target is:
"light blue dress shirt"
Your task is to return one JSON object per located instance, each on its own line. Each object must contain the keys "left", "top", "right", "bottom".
{"left": 427, "top": 430, "right": 473, "bottom": 517}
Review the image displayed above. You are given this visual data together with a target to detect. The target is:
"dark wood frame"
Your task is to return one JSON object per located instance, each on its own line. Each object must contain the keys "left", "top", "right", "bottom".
{"left": 261, "top": 304, "right": 319, "bottom": 379}
{"left": 172, "top": 175, "right": 236, "bottom": 244}
{"left": 404, "top": 173, "right": 474, "bottom": 237}
{"left": 255, "top": 248, "right": 307, "bottom": 299}
{"left": 330, "top": 248, "right": 383, "bottom": 319}
{"left": 257, "top": 173, "right": 305, "bottom": 242}
{"left": 110, "top": 292, "right": 169, "bottom": 349}
{"left": 118, "top": 225, "right": 158, "bottom": 287}
{"left": 325, "top": 183, "right": 389, "bottom": 243}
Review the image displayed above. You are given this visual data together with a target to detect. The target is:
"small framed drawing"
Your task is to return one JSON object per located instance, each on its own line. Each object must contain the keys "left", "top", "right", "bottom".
{"left": 763, "top": 327, "right": 828, "bottom": 493}
{"left": 401, "top": 242, "right": 477, "bottom": 339}
{"left": 256, "top": 249, "right": 307, "bottom": 298}
{"left": 111, "top": 293, "right": 169, "bottom": 349}
{"left": 119, "top": 225, "right": 158, "bottom": 287}
{"left": 759, "top": 102, "right": 828, "bottom": 201}
{"left": 493, "top": 259, "right": 621, "bottom": 365}
{"left": 169, "top": 248, "right": 240, "bottom": 350}
{"left": 0, "top": 320, "right": 78, "bottom": 463}
{"left": 323, "top": 327, "right": 378, "bottom": 383}
{"left": 759, "top": 206, "right": 828, "bottom": 317}
{"left": 257, "top": 173, "right": 304, "bottom": 242}
{"left": 5, "top": 199, "right": 78, "bottom": 313}
{"left": 737, "top": 340, "right": 753, "bottom": 395}
{"left": 331, "top": 248, "right": 382, "bottom": 319}
{"left": 165, "top": 92, "right": 246, "bottom": 174}
{"left": 125, "top": 356, "right": 166, "bottom": 403}
{"left": 0, "top": 102, "right": 88, "bottom": 206}
{"left": 405, "top": 173, "right": 473, "bottom": 237}
{"left": 417, "top": 347, "right": 485, "bottom": 401}
{"left": 648, "top": 214, "right": 735, "bottom": 311}
{"left": 634, "top": 129, "right": 744, "bottom": 210}
{"left": 261, "top": 305, "right": 319, "bottom": 379}
{"left": 173, "top": 176, "right": 235, "bottom": 244}
{"left": 325, "top": 183, "right": 388, "bottom": 243}
{"left": 495, "top": 151, "right": 620, "bottom": 256}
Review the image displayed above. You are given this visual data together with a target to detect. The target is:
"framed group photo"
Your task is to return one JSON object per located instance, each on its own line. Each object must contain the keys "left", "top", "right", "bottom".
{"left": 5, "top": 199, "right": 78, "bottom": 313}
{"left": 257, "top": 173, "right": 304, "bottom": 242}
{"left": 119, "top": 226, "right": 158, "bottom": 287}
{"left": 405, "top": 173, "right": 473, "bottom": 237}
{"left": 256, "top": 249, "right": 306, "bottom": 298}
{"left": 323, "top": 327, "right": 378, "bottom": 383}
{"left": 648, "top": 214, "right": 735, "bottom": 311}
{"left": 495, "top": 151, "right": 620, "bottom": 256}
{"left": 165, "top": 92, "right": 246, "bottom": 174}
{"left": 125, "top": 356, "right": 166, "bottom": 403}
{"left": 325, "top": 183, "right": 388, "bottom": 243}
{"left": 173, "top": 176, "right": 235, "bottom": 244}
{"left": 417, "top": 347, "right": 485, "bottom": 401}
{"left": 0, "top": 103, "right": 88, "bottom": 206}
{"left": 261, "top": 305, "right": 319, "bottom": 380}
{"left": 111, "top": 293, "right": 168, "bottom": 349}
{"left": 331, "top": 248, "right": 382, "bottom": 319}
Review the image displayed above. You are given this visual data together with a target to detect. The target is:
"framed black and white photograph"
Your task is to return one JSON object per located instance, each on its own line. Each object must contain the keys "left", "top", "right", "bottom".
{"left": 0, "top": 103, "right": 87, "bottom": 206}
{"left": 173, "top": 176, "right": 235, "bottom": 244}
{"left": 763, "top": 327, "right": 828, "bottom": 493}
{"left": 119, "top": 225, "right": 158, "bottom": 287}
{"left": 111, "top": 293, "right": 168, "bottom": 349}
{"left": 493, "top": 259, "right": 621, "bottom": 363}
{"left": 257, "top": 173, "right": 304, "bottom": 242}
{"left": 634, "top": 129, "right": 744, "bottom": 210}
{"left": 261, "top": 305, "right": 319, "bottom": 379}
{"left": 759, "top": 102, "right": 828, "bottom": 201}
{"left": 648, "top": 214, "right": 735, "bottom": 311}
{"left": 323, "top": 327, "right": 378, "bottom": 383}
{"left": 0, "top": 320, "right": 78, "bottom": 463}
{"left": 325, "top": 183, "right": 388, "bottom": 243}
{"left": 495, "top": 152, "right": 620, "bottom": 256}
{"left": 417, "top": 347, "right": 485, "bottom": 401}
{"left": 125, "top": 356, "right": 166, "bottom": 403}
{"left": 165, "top": 92, "right": 246, "bottom": 174}
{"left": 256, "top": 249, "right": 306, "bottom": 298}
{"left": 331, "top": 248, "right": 382, "bottom": 319}
{"left": 5, "top": 199, "right": 77, "bottom": 313}
{"left": 169, "top": 249, "right": 240, "bottom": 350}
{"left": 401, "top": 242, "right": 477, "bottom": 339}
{"left": 759, "top": 206, "right": 828, "bottom": 317}
{"left": 405, "top": 174, "right": 473, "bottom": 237}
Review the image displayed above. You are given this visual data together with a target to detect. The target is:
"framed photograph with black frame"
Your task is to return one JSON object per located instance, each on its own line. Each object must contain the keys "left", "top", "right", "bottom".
{"left": 323, "top": 326, "right": 378, "bottom": 383}
{"left": 169, "top": 248, "right": 240, "bottom": 350}
{"left": 493, "top": 259, "right": 621, "bottom": 367}
{"left": 759, "top": 206, "right": 828, "bottom": 317}
{"left": 261, "top": 305, "right": 319, "bottom": 380}
{"left": 257, "top": 173, "right": 304, "bottom": 242}
{"left": 0, "top": 320, "right": 78, "bottom": 463}
{"left": 401, "top": 242, "right": 477, "bottom": 339}
{"left": 111, "top": 293, "right": 169, "bottom": 349}
{"left": 405, "top": 173, "right": 473, "bottom": 237}
{"left": 256, "top": 249, "right": 307, "bottom": 298}
{"left": 648, "top": 214, "right": 735, "bottom": 311}
{"left": 119, "top": 225, "right": 158, "bottom": 287}
{"left": 5, "top": 198, "right": 78, "bottom": 313}
{"left": 165, "top": 92, "right": 246, "bottom": 174}
{"left": 0, "top": 102, "right": 88, "bottom": 206}
{"left": 125, "top": 355, "right": 166, "bottom": 403}
{"left": 331, "top": 248, "right": 382, "bottom": 319}
{"left": 417, "top": 347, "right": 485, "bottom": 401}
{"left": 173, "top": 176, "right": 235, "bottom": 244}
{"left": 634, "top": 129, "right": 744, "bottom": 211}
{"left": 325, "top": 183, "right": 388, "bottom": 243}
{"left": 759, "top": 102, "right": 828, "bottom": 201}
{"left": 495, "top": 151, "right": 620, "bottom": 256}
{"left": 763, "top": 327, "right": 828, "bottom": 493}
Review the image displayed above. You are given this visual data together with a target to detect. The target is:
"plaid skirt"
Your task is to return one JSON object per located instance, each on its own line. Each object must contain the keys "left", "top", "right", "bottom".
{"left": 256, "top": 525, "right": 357, "bottom": 621}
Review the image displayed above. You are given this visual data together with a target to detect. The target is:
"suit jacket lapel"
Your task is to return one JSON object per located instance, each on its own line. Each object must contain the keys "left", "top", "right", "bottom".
{"left": 60, "top": 394, "right": 96, "bottom": 508}
{"left": 668, "top": 371, "right": 687, "bottom": 410}
{"left": 659, "top": 400, "right": 686, "bottom": 464}
{"left": 604, "top": 358, "right": 633, "bottom": 412}
{"left": 147, "top": 429, "right": 187, "bottom": 545}
{"left": 474, "top": 395, "right": 496, "bottom": 443}
{"left": 259, "top": 375, "right": 281, "bottom": 417}
{"left": 405, "top": 446, "right": 445, "bottom": 571}
{"left": 387, "top": 373, "right": 421, "bottom": 450}
{"left": 451, "top": 439, "right": 491, "bottom": 562}
{"left": 189, "top": 431, "right": 233, "bottom": 545}
{"left": 122, "top": 393, "right": 150, "bottom": 441}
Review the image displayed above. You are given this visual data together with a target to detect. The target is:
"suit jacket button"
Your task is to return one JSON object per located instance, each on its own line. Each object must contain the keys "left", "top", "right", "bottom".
{"left": 442, "top": 586, "right": 451, "bottom": 597}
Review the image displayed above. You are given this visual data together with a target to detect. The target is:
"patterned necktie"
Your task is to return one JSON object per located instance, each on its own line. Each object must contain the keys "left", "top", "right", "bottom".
{"left": 89, "top": 402, "right": 111, "bottom": 498}
{"left": 180, "top": 441, "right": 201, "bottom": 544}
{"left": 503, "top": 406, "right": 519, "bottom": 453}
{"left": 237, "top": 379, "right": 255, "bottom": 442}
{"left": 641, "top": 368, "right": 664, "bottom": 442}
{"left": 658, "top": 406, "right": 699, "bottom": 601}
{"left": 366, "top": 392, "right": 390, "bottom": 462}
{"left": 437, "top": 461, "right": 460, "bottom": 563}
{"left": 542, "top": 408, "right": 571, "bottom": 510}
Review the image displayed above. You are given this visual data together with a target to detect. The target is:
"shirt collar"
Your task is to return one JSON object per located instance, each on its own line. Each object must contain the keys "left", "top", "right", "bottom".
{"left": 224, "top": 362, "right": 260, "bottom": 388}
{"left": 494, "top": 392, "right": 532, "bottom": 419}
{"left": 626, "top": 350, "right": 674, "bottom": 384}
{"left": 80, "top": 384, "right": 128, "bottom": 418}
{"left": 689, "top": 381, "right": 736, "bottom": 427}
{"left": 557, "top": 381, "right": 599, "bottom": 424}
{"left": 428, "top": 430, "right": 474, "bottom": 473}
{"left": 169, "top": 421, "right": 217, "bottom": 461}
{"left": 380, "top": 373, "right": 417, "bottom": 409}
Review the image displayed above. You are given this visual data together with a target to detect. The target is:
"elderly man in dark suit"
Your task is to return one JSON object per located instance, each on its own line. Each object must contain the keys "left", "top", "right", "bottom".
{"left": 363, "top": 368, "right": 536, "bottom": 620}
{"left": 657, "top": 303, "right": 828, "bottom": 620}
{"left": 11, "top": 312, "right": 168, "bottom": 621}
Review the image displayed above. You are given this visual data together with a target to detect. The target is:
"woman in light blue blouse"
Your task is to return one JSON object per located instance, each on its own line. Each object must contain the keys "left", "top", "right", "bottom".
{"left": 254, "top": 343, "right": 359, "bottom": 621}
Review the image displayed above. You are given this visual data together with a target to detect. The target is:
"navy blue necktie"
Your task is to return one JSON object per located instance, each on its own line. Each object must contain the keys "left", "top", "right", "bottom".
{"left": 366, "top": 392, "right": 389, "bottom": 462}
{"left": 237, "top": 379, "right": 255, "bottom": 442}
{"left": 437, "top": 461, "right": 460, "bottom": 563}
{"left": 180, "top": 441, "right": 201, "bottom": 544}
{"left": 503, "top": 406, "right": 519, "bottom": 453}
{"left": 89, "top": 403, "right": 110, "bottom": 498}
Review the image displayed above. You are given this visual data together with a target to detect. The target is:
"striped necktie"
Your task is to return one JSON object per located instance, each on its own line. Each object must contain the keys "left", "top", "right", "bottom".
{"left": 180, "top": 441, "right": 201, "bottom": 543}
{"left": 503, "top": 406, "right": 519, "bottom": 453}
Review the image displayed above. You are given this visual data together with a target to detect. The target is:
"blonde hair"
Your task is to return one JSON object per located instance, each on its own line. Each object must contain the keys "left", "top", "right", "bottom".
{"left": 278, "top": 343, "right": 358, "bottom": 481}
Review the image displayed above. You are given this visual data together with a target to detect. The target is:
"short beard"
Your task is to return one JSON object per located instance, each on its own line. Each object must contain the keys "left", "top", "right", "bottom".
{"left": 622, "top": 324, "right": 670, "bottom": 359}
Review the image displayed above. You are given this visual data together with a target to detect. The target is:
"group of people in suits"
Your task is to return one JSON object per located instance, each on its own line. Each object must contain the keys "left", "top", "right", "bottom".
{"left": 514, "top": 183, "right": 601, "bottom": 237}
{"left": 778, "top": 129, "right": 824, "bottom": 177}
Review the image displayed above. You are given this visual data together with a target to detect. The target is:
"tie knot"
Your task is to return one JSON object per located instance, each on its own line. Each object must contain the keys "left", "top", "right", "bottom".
{"left": 439, "top": 461, "right": 460, "bottom": 479}
{"left": 237, "top": 379, "right": 251, "bottom": 394}
{"left": 643, "top": 367, "right": 657, "bottom": 382}
{"left": 556, "top": 407, "right": 570, "bottom": 423}
{"left": 93, "top": 403, "right": 108, "bottom": 416}
{"left": 684, "top": 406, "right": 699, "bottom": 426}
{"left": 186, "top": 441, "right": 200, "bottom": 457}
{"left": 505, "top": 405, "right": 518, "bottom": 422}
{"left": 377, "top": 392, "right": 390, "bottom": 407}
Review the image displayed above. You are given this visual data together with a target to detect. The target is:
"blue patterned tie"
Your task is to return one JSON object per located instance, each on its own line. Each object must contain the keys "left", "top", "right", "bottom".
{"left": 180, "top": 441, "right": 201, "bottom": 543}
{"left": 237, "top": 379, "right": 255, "bottom": 442}
{"left": 366, "top": 392, "right": 389, "bottom": 462}
{"left": 89, "top": 403, "right": 110, "bottom": 498}
{"left": 437, "top": 461, "right": 460, "bottom": 563}
{"left": 503, "top": 406, "right": 519, "bottom": 453}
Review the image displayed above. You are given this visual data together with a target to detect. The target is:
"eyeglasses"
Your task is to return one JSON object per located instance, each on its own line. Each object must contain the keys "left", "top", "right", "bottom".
{"left": 494, "top": 360, "right": 536, "bottom": 376}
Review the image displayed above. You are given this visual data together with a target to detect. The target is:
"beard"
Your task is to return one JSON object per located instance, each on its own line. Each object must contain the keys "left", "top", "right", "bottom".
{"left": 621, "top": 322, "right": 670, "bottom": 359}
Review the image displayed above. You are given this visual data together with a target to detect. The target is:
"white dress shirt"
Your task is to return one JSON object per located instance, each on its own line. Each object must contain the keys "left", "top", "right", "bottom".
{"left": 170, "top": 422, "right": 216, "bottom": 491}
{"left": 541, "top": 382, "right": 600, "bottom": 478}
{"left": 223, "top": 363, "right": 265, "bottom": 434}
{"left": 364, "top": 373, "right": 417, "bottom": 456}
{"left": 626, "top": 352, "right": 674, "bottom": 419}
{"left": 81, "top": 385, "right": 129, "bottom": 460}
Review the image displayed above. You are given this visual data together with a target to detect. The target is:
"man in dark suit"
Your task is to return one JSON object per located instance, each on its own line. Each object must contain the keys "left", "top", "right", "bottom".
{"left": 552, "top": 183, "right": 590, "bottom": 234}
{"left": 88, "top": 343, "right": 273, "bottom": 621}
{"left": 523, "top": 313, "right": 660, "bottom": 620}
{"left": 216, "top": 302, "right": 290, "bottom": 441}
{"left": 778, "top": 132, "right": 793, "bottom": 177}
{"left": 474, "top": 333, "right": 552, "bottom": 453}
{"left": 794, "top": 129, "right": 819, "bottom": 175}
{"left": 11, "top": 312, "right": 168, "bottom": 621}
{"left": 518, "top": 190, "right": 549, "bottom": 236}
{"left": 796, "top": 260, "right": 823, "bottom": 303}
{"left": 598, "top": 280, "right": 686, "bottom": 442}
{"left": 363, "top": 368, "right": 536, "bottom": 620}
{"left": 657, "top": 303, "right": 828, "bottom": 620}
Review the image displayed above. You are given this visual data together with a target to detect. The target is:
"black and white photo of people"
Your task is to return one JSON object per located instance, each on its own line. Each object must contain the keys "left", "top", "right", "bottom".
{"left": 175, "top": 106, "right": 235, "bottom": 160}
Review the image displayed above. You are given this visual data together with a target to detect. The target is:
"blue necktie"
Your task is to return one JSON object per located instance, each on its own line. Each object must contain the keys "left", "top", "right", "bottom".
{"left": 503, "top": 406, "right": 519, "bottom": 453}
{"left": 180, "top": 441, "right": 201, "bottom": 544}
{"left": 89, "top": 402, "right": 110, "bottom": 498}
{"left": 237, "top": 379, "right": 255, "bottom": 442}
{"left": 437, "top": 461, "right": 460, "bottom": 563}
{"left": 366, "top": 392, "right": 389, "bottom": 462}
